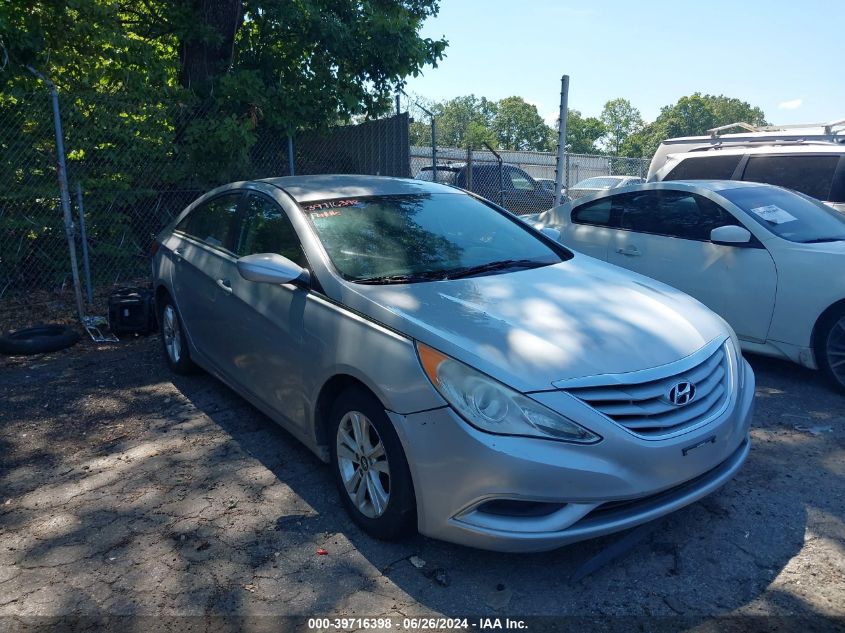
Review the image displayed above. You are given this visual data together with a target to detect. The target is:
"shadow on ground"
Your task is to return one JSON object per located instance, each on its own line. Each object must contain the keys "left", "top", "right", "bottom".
{"left": 1, "top": 340, "right": 843, "bottom": 624}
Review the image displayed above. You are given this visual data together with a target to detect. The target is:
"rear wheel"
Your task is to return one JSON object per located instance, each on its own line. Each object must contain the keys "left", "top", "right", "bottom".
{"left": 159, "top": 297, "right": 196, "bottom": 375}
{"left": 329, "top": 388, "right": 416, "bottom": 540}
{"left": 816, "top": 306, "right": 845, "bottom": 393}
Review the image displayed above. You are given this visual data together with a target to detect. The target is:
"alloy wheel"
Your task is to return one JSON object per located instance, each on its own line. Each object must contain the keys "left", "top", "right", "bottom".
{"left": 826, "top": 315, "right": 845, "bottom": 386}
{"left": 162, "top": 304, "right": 182, "bottom": 364}
{"left": 335, "top": 410, "right": 391, "bottom": 518}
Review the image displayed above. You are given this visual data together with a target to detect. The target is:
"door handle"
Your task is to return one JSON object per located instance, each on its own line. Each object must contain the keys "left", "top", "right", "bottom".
{"left": 615, "top": 247, "right": 641, "bottom": 257}
{"left": 216, "top": 278, "right": 233, "bottom": 293}
{"left": 173, "top": 247, "right": 184, "bottom": 261}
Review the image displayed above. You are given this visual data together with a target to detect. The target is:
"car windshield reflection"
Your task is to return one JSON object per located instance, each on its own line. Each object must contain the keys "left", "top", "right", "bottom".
{"left": 302, "top": 193, "right": 565, "bottom": 283}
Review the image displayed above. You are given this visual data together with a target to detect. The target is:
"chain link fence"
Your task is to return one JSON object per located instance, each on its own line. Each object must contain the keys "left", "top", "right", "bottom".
{"left": 410, "top": 146, "right": 648, "bottom": 214}
{"left": 0, "top": 83, "right": 409, "bottom": 330}
{"left": 1, "top": 81, "right": 647, "bottom": 331}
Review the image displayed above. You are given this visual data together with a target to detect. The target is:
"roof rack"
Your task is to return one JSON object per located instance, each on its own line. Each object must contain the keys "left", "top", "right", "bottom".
{"left": 707, "top": 118, "right": 845, "bottom": 138}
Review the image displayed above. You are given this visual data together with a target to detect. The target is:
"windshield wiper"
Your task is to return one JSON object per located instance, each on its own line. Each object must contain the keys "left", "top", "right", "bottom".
{"left": 444, "top": 259, "right": 548, "bottom": 280}
{"left": 801, "top": 236, "right": 845, "bottom": 243}
{"left": 355, "top": 270, "right": 449, "bottom": 285}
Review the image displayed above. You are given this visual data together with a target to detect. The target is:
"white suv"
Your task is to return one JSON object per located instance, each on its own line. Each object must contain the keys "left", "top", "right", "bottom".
{"left": 647, "top": 120, "right": 845, "bottom": 212}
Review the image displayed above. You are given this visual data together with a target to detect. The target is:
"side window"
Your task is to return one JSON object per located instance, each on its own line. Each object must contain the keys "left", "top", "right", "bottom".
{"left": 507, "top": 168, "right": 535, "bottom": 191}
{"left": 742, "top": 155, "right": 839, "bottom": 201}
{"left": 175, "top": 193, "right": 242, "bottom": 252}
{"left": 236, "top": 194, "right": 307, "bottom": 267}
{"left": 572, "top": 198, "right": 614, "bottom": 227}
{"left": 618, "top": 191, "right": 737, "bottom": 241}
{"left": 664, "top": 154, "right": 743, "bottom": 181}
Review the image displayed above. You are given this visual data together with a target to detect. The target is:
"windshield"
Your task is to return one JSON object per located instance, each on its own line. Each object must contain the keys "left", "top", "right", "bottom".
{"left": 719, "top": 186, "right": 845, "bottom": 243}
{"left": 302, "top": 193, "right": 566, "bottom": 283}
{"left": 574, "top": 177, "right": 623, "bottom": 189}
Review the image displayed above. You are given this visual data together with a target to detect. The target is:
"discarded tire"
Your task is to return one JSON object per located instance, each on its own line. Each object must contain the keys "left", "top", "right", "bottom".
{"left": 0, "top": 324, "right": 81, "bottom": 356}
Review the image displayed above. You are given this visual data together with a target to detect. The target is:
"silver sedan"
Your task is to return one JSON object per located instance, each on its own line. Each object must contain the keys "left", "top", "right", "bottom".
{"left": 152, "top": 175, "right": 754, "bottom": 552}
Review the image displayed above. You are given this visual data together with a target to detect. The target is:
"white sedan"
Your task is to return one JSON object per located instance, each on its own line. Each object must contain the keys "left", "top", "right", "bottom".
{"left": 532, "top": 180, "right": 845, "bottom": 392}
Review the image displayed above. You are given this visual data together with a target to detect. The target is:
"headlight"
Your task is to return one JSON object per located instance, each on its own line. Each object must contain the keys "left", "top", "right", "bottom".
{"left": 416, "top": 342, "right": 601, "bottom": 443}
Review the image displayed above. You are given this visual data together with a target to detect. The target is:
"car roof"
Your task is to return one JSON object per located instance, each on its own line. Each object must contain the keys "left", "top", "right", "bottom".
{"left": 259, "top": 174, "right": 461, "bottom": 203}
{"left": 569, "top": 179, "right": 771, "bottom": 206}
{"left": 668, "top": 144, "right": 845, "bottom": 159}
{"left": 660, "top": 179, "right": 767, "bottom": 192}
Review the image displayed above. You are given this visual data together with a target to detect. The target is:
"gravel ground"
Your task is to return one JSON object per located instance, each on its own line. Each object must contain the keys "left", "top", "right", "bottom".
{"left": 1, "top": 334, "right": 844, "bottom": 629}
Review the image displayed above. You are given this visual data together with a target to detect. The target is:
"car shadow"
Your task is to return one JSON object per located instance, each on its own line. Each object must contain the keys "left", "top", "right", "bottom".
{"left": 2, "top": 341, "right": 840, "bottom": 620}
{"left": 154, "top": 350, "right": 837, "bottom": 618}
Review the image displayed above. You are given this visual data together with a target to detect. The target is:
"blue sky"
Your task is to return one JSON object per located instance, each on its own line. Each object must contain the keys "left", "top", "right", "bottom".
{"left": 404, "top": 0, "right": 845, "bottom": 126}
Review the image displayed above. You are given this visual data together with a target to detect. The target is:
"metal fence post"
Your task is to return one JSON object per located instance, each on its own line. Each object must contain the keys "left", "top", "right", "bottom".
{"left": 287, "top": 135, "right": 295, "bottom": 176}
{"left": 483, "top": 142, "right": 504, "bottom": 207}
{"left": 431, "top": 116, "right": 437, "bottom": 182}
{"left": 27, "top": 66, "right": 85, "bottom": 322}
{"left": 75, "top": 181, "right": 93, "bottom": 304}
{"left": 466, "top": 146, "right": 473, "bottom": 191}
{"left": 554, "top": 75, "right": 569, "bottom": 207}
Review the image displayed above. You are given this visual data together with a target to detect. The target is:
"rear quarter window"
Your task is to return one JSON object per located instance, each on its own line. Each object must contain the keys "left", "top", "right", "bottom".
{"left": 741, "top": 155, "right": 840, "bottom": 201}
{"left": 664, "top": 154, "right": 743, "bottom": 180}
{"left": 572, "top": 198, "right": 614, "bottom": 227}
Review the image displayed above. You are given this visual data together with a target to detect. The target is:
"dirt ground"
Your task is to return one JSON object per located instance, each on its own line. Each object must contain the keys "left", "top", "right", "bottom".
{"left": 1, "top": 333, "right": 844, "bottom": 630}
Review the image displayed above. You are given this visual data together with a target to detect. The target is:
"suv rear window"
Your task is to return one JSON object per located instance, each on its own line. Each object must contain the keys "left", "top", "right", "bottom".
{"left": 664, "top": 154, "right": 742, "bottom": 181}
{"left": 416, "top": 167, "right": 460, "bottom": 185}
{"left": 742, "top": 155, "right": 840, "bottom": 201}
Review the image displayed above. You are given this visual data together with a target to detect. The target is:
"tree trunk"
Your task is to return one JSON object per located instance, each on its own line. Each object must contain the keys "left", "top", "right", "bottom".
{"left": 179, "top": 0, "right": 244, "bottom": 96}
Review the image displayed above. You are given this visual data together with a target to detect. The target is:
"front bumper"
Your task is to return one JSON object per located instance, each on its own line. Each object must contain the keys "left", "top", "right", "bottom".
{"left": 389, "top": 358, "right": 755, "bottom": 553}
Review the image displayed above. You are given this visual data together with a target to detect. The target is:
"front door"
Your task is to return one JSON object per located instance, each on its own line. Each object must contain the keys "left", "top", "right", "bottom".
{"left": 225, "top": 192, "right": 312, "bottom": 430}
{"left": 606, "top": 190, "right": 777, "bottom": 343}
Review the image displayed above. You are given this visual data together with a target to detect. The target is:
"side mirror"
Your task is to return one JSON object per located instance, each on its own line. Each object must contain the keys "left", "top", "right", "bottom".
{"left": 237, "top": 253, "right": 310, "bottom": 285}
{"left": 710, "top": 225, "right": 752, "bottom": 246}
{"left": 541, "top": 227, "right": 561, "bottom": 241}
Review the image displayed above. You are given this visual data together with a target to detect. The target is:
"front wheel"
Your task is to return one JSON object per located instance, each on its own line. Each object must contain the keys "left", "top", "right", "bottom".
{"left": 816, "top": 307, "right": 845, "bottom": 393}
{"left": 329, "top": 388, "right": 416, "bottom": 540}
{"left": 159, "top": 297, "right": 197, "bottom": 375}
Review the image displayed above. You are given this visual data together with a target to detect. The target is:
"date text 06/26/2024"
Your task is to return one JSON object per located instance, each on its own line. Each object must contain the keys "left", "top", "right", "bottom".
{"left": 306, "top": 617, "right": 528, "bottom": 630}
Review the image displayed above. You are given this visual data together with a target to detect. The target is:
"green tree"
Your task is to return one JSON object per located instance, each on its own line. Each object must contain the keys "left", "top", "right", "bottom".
{"left": 563, "top": 109, "right": 606, "bottom": 154}
{"left": 0, "top": 0, "right": 446, "bottom": 290}
{"left": 1, "top": 0, "right": 447, "bottom": 132}
{"left": 492, "top": 96, "right": 550, "bottom": 151}
{"left": 410, "top": 95, "right": 556, "bottom": 151}
{"left": 427, "top": 95, "right": 497, "bottom": 148}
{"left": 600, "top": 98, "right": 644, "bottom": 156}
{"left": 623, "top": 93, "right": 768, "bottom": 158}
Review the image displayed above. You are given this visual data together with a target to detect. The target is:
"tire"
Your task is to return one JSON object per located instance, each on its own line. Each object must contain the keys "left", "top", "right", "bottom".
{"left": 816, "top": 306, "right": 845, "bottom": 393}
{"left": 158, "top": 296, "right": 197, "bottom": 375}
{"left": 0, "top": 324, "right": 80, "bottom": 356}
{"left": 329, "top": 387, "right": 416, "bottom": 540}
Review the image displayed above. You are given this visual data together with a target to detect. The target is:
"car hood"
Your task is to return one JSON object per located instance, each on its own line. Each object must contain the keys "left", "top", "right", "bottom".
{"left": 339, "top": 256, "right": 729, "bottom": 392}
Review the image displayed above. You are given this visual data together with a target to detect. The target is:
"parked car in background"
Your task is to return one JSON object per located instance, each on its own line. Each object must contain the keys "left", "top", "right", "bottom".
{"left": 416, "top": 162, "right": 556, "bottom": 214}
{"left": 532, "top": 180, "right": 845, "bottom": 391}
{"left": 535, "top": 177, "right": 569, "bottom": 200}
{"left": 647, "top": 119, "right": 845, "bottom": 212}
{"left": 153, "top": 174, "right": 753, "bottom": 552}
{"left": 568, "top": 175, "right": 645, "bottom": 200}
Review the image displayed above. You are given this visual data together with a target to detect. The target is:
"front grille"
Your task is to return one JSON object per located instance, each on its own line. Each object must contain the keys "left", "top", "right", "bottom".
{"left": 564, "top": 341, "right": 731, "bottom": 438}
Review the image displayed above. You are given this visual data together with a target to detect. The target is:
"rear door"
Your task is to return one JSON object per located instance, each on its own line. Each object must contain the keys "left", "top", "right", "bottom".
{"left": 170, "top": 192, "right": 244, "bottom": 370}
{"left": 606, "top": 189, "right": 777, "bottom": 343}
